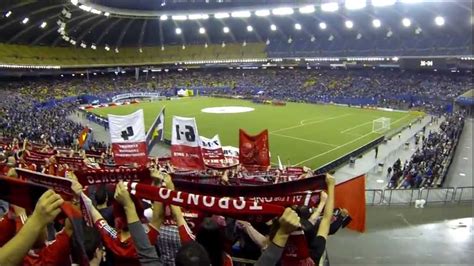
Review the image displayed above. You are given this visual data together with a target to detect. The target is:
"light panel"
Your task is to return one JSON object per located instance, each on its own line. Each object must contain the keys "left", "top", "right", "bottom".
{"left": 246, "top": 25, "right": 253, "bottom": 32}
{"left": 319, "top": 22, "right": 327, "bottom": 29}
{"left": 345, "top": 20, "right": 354, "bottom": 29}
{"left": 321, "top": 2, "right": 339, "bottom": 12}
{"left": 402, "top": 18, "right": 411, "bottom": 27}
{"left": 175, "top": 27, "right": 182, "bottom": 34}
{"left": 435, "top": 16, "right": 445, "bottom": 26}
{"left": 371, "top": 0, "right": 396, "bottom": 7}
{"left": 199, "top": 27, "right": 206, "bottom": 34}
{"left": 5, "top": 11, "right": 12, "bottom": 17}
{"left": 255, "top": 9, "right": 270, "bottom": 17}
{"left": 188, "top": 14, "right": 209, "bottom": 20}
{"left": 372, "top": 19, "right": 381, "bottom": 28}
{"left": 270, "top": 24, "right": 277, "bottom": 31}
{"left": 299, "top": 5, "right": 315, "bottom": 14}
{"left": 160, "top": 15, "right": 168, "bottom": 21}
{"left": 78, "top": 5, "right": 92, "bottom": 12}
{"left": 21, "top": 17, "right": 29, "bottom": 24}
{"left": 214, "top": 12, "right": 230, "bottom": 19}
{"left": 172, "top": 15, "right": 187, "bottom": 21}
{"left": 231, "top": 11, "right": 251, "bottom": 18}
{"left": 40, "top": 21, "right": 47, "bottom": 28}
{"left": 345, "top": 0, "right": 367, "bottom": 10}
{"left": 272, "top": 7, "right": 294, "bottom": 16}
{"left": 223, "top": 26, "right": 230, "bottom": 33}
{"left": 294, "top": 23, "right": 302, "bottom": 30}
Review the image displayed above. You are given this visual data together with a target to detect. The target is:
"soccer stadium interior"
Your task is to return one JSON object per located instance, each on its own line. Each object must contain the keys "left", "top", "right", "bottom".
{"left": 0, "top": 0, "right": 473, "bottom": 265}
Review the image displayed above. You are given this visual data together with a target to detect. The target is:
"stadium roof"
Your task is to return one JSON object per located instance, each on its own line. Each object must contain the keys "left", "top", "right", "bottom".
{"left": 0, "top": 0, "right": 472, "bottom": 51}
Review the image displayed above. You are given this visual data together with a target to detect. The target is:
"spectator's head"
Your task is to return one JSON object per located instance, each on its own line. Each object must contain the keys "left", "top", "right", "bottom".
{"left": 196, "top": 217, "right": 225, "bottom": 266}
{"left": 175, "top": 241, "right": 211, "bottom": 266}
{"left": 95, "top": 185, "right": 108, "bottom": 206}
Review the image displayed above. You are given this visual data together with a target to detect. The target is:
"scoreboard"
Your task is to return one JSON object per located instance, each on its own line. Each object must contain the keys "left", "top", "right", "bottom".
{"left": 400, "top": 58, "right": 448, "bottom": 70}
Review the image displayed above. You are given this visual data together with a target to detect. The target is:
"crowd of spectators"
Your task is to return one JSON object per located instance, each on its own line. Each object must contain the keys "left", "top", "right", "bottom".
{"left": 387, "top": 113, "right": 465, "bottom": 189}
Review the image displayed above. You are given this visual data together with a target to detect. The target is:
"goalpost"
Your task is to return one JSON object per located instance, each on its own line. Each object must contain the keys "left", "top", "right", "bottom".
{"left": 372, "top": 117, "right": 391, "bottom": 133}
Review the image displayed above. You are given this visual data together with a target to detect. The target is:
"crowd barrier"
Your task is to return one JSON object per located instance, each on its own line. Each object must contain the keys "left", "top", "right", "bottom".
{"left": 365, "top": 186, "right": 473, "bottom": 206}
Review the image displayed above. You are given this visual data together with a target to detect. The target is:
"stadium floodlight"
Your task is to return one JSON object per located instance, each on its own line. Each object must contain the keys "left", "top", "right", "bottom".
{"left": 161, "top": 45, "right": 165, "bottom": 51}
{"left": 172, "top": 15, "right": 187, "bottom": 21}
{"left": 40, "top": 21, "right": 47, "bottom": 28}
{"left": 105, "top": 45, "right": 110, "bottom": 51}
{"left": 115, "top": 48, "right": 119, "bottom": 53}
{"left": 104, "top": 12, "right": 110, "bottom": 17}
{"left": 175, "top": 28, "right": 182, "bottom": 34}
{"left": 91, "top": 44, "right": 97, "bottom": 50}
{"left": 70, "top": 0, "right": 79, "bottom": 5}
{"left": 310, "top": 35, "right": 316, "bottom": 42}
{"left": 435, "top": 16, "right": 445, "bottom": 26}
{"left": 221, "top": 42, "right": 226, "bottom": 47}
{"left": 204, "top": 43, "right": 208, "bottom": 48}
{"left": 266, "top": 39, "right": 270, "bottom": 45}
{"left": 5, "top": 11, "right": 12, "bottom": 17}
{"left": 21, "top": 17, "right": 29, "bottom": 24}
{"left": 272, "top": 7, "right": 294, "bottom": 16}
{"left": 270, "top": 24, "right": 277, "bottom": 31}
{"left": 246, "top": 25, "right": 253, "bottom": 32}
{"left": 189, "top": 14, "right": 209, "bottom": 20}
{"left": 160, "top": 15, "right": 168, "bottom": 21}
{"left": 90, "top": 9, "right": 102, "bottom": 15}
{"left": 182, "top": 45, "right": 186, "bottom": 50}
{"left": 319, "top": 22, "right": 327, "bottom": 29}
{"left": 199, "top": 27, "right": 206, "bottom": 34}
{"left": 231, "top": 11, "right": 251, "bottom": 18}
{"left": 345, "top": 20, "right": 354, "bottom": 29}
{"left": 371, "top": 0, "right": 396, "bottom": 7}
{"left": 223, "top": 26, "right": 230, "bottom": 33}
{"left": 372, "top": 19, "right": 381, "bottom": 28}
{"left": 402, "top": 18, "right": 411, "bottom": 27}
{"left": 299, "top": 5, "right": 315, "bottom": 14}
{"left": 255, "top": 9, "right": 270, "bottom": 17}
{"left": 214, "top": 12, "right": 230, "bottom": 19}
{"left": 294, "top": 23, "right": 302, "bottom": 30}
{"left": 321, "top": 2, "right": 339, "bottom": 12}
{"left": 345, "top": 0, "right": 367, "bottom": 10}
{"left": 242, "top": 41, "right": 247, "bottom": 46}
{"left": 399, "top": 0, "right": 422, "bottom": 3}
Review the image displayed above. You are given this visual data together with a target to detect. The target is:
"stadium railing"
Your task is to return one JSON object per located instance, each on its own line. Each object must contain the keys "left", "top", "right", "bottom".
{"left": 367, "top": 186, "right": 471, "bottom": 206}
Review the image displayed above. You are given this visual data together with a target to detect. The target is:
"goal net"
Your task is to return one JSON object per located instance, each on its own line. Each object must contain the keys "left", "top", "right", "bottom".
{"left": 372, "top": 117, "right": 391, "bottom": 133}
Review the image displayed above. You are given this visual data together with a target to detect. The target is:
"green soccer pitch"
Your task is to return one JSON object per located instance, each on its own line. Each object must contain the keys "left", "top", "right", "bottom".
{"left": 91, "top": 97, "right": 423, "bottom": 169}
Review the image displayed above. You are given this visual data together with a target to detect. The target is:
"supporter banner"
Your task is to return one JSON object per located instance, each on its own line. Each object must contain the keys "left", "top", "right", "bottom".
{"left": 200, "top": 135, "right": 225, "bottom": 166}
{"left": 335, "top": 174, "right": 366, "bottom": 233}
{"left": 239, "top": 129, "right": 270, "bottom": 169}
{"left": 250, "top": 191, "right": 321, "bottom": 207}
{"left": 146, "top": 107, "right": 165, "bottom": 151}
{"left": 74, "top": 167, "right": 152, "bottom": 186}
{"left": 223, "top": 146, "right": 239, "bottom": 165}
{"left": 108, "top": 109, "right": 148, "bottom": 166}
{"left": 15, "top": 168, "right": 74, "bottom": 199}
{"left": 56, "top": 156, "right": 84, "bottom": 168}
{"left": 126, "top": 182, "right": 285, "bottom": 222}
{"left": 171, "top": 116, "right": 205, "bottom": 170}
{"left": 112, "top": 92, "right": 162, "bottom": 102}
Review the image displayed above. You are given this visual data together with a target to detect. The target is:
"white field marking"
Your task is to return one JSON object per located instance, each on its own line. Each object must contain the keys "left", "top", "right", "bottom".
{"left": 340, "top": 120, "right": 373, "bottom": 134}
{"left": 294, "top": 130, "right": 375, "bottom": 166}
{"left": 272, "top": 113, "right": 352, "bottom": 134}
{"left": 295, "top": 114, "right": 414, "bottom": 166}
{"left": 270, "top": 132, "right": 338, "bottom": 147}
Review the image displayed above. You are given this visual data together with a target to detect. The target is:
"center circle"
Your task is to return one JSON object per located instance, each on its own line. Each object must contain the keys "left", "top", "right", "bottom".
{"left": 201, "top": 106, "right": 255, "bottom": 114}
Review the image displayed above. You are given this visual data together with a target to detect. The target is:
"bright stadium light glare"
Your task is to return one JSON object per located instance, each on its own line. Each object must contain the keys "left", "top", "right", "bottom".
{"left": 71, "top": 0, "right": 79, "bottom": 5}
{"left": 345, "top": 20, "right": 354, "bottom": 29}
{"left": 345, "top": 0, "right": 367, "bottom": 10}
{"left": 321, "top": 2, "right": 339, "bottom": 12}
{"left": 21, "top": 17, "right": 29, "bottom": 24}
{"left": 5, "top": 11, "right": 12, "bottom": 17}
{"left": 175, "top": 27, "right": 182, "bottom": 34}
{"left": 79, "top": 5, "right": 92, "bottom": 12}
{"left": 294, "top": 23, "right": 302, "bottom": 30}
{"left": 255, "top": 9, "right": 270, "bottom": 17}
{"left": 402, "top": 18, "right": 411, "bottom": 27}
{"left": 299, "top": 5, "right": 315, "bottom": 14}
{"left": 199, "top": 27, "right": 206, "bottom": 34}
{"left": 371, "top": 0, "right": 396, "bottom": 7}
{"left": 270, "top": 24, "right": 277, "bottom": 31}
{"left": 40, "top": 21, "right": 47, "bottom": 28}
{"left": 231, "top": 11, "right": 251, "bottom": 18}
{"left": 223, "top": 26, "right": 230, "bottom": 33}
{"left": 400, "top": 0, "right": 422, "bottom": 3}
{"left": 372, "top": 19, "right": 381, "bottom": 28}
{"left": 272, "top": 7, "right": 294, "bottom": 16}
{"left": 188, "top": 14, "right": 209, "bottom": 20}
{"left": 172, "top": 15, "right": 187, "bottom": 21}
{"left": 103, "top": 12, "right": 110, "bottom": 17}
{"left": 435, "top": 16, "right": 445, "bottom": 26}
{"left": 246, "top": 25, "right": 253, "bottom": 32}
{"left": 214, "top": 12, "right": 230, "bottom": 19}
{"left": 160, "top": 15, "right": 168, "bottom": 21}
{"left": 319, "top": 22, "right": 327, "bottom": 30}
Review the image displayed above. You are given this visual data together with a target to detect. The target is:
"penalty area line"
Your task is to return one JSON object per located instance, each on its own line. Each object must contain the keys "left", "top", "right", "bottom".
{"left": 270, "top": 132, "right": 338, "bottom": 147}
{"left": 273, "top": 113, "right": 351, "bottom": 134}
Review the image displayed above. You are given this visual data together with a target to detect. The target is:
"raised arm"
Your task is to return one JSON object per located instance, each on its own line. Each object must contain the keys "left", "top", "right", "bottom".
{"left": 316, "top": 174, "right": 335, "bottom": 239}
{"left": 0, "top": 190, "right": 63, "bottom": 266}
{"left": 308, "top": 191, "right": 328, "bottom": 225}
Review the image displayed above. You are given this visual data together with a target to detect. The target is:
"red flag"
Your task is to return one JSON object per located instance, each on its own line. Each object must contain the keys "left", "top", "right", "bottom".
{"left": 335, "top": 174, "right": 366, "bottom": 233}
{"left": 171, "top": 116, "right": 205, "bottom": 170}
{"left": 77, "top": 127, "right": 89, "bottom": 148}
{"left": 239, "top": 129, "right": 270, "bottom": 169}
